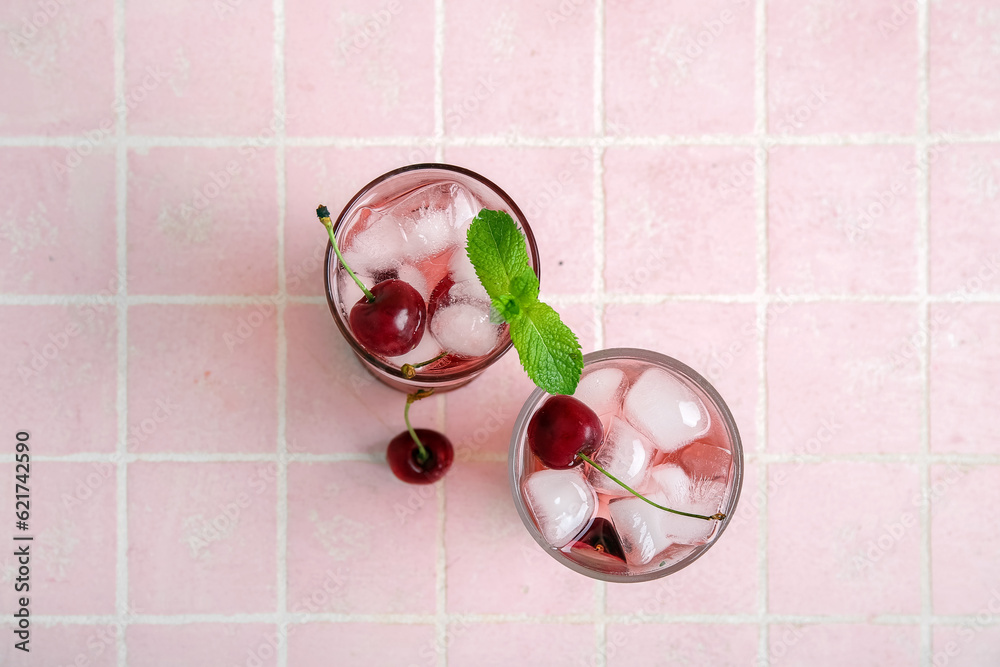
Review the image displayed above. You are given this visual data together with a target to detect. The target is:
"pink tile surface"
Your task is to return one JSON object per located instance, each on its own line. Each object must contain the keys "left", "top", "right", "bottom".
{"left": 930, "top": 305, "right": 1000, "bottom": 454}
{"left": 449, "top": 623, "right": 595, "bottom": 667}
{"left": 769, "top": 146, "right": 919, "bottom": 295}
{"left": 930, "top": 4, "right": 1000, "bottom": 133}
{"left": 931, "top": 465, "right": 1000, "bottom": 615}
{"left": 767, "top": 0, "right": 918, "bottom": 134}
{"left": 769, "top": 624, "right": 921, "bottom": 667}
{"left": 127, "top": 624, "right": 278, "bottom": 667}
{"left": 6, "top": 2, "right": 1000, "bottom": 664}
{"left": 0, "top": 462, "right": 117, "bottom": 614}
{"left": 127, "top": 147, "right": 279, "bottom": 295}
{"left": 288, "top": 623, "right": 436, "bottom": 667}
{"left": 443, "top": 0, "right": 593, "bottom": 137}
{"left": 606, "top": 622, "right": 759, "bottom": 666}
{"left": 934, "top": 625, "right": 1000, "bottom": 667}
{"left": 0, "top": 148, "right": 117, "bottom": 294}
{"left": 0, "top": 305, "right": 117, "bottom": 454}
{"left": 604, "top": 147, "right": 757, "bottom": 295}
{"left": 769, "top": 463, "right": 922, "bottom": 615}
{"left": 0, "top": 0, "right": 114, "bottom": 135}
{"left": 125, "top": 0, "right": 274, "bottom": 136}
{"left": 929, "top": 144, "right": 1000, "bottom": 295}
{"left": 286, "top": 462, "right": 437, "bottom": 615}
{"left": 285, "top": 0, "right": 435, "bottom": 137}
{"left": 128, "top": 304, "right": 277, "bottom": 453}
{"left": 606, "top": 0, "right": 756, "bottom": 135}
{"left": 768, "top": 303, "right": 923, "bottom": 455}
{"left": 128, "top": 462, "right": 277, "bottom": 614}
{"left": 0, "top": 624, "right": 118, "bottom": 667}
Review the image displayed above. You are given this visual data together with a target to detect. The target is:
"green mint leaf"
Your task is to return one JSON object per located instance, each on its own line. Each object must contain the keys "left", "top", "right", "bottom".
{"left": 492, "top": 294, "right": 522, "bottom": 322}
{"left": 466, "top": 209, "right": 535, "bottom": 299}
{"left": 488, "top": 304, "right": 506, "bottom": 325}
{"left": 509, "top": 301, "right": 583, "bottom": 395}
{"left": 509, "top": 272, "right": 539, "bottom": 303}
{"left": 466, "top": 208, "right": 583, "bottom": 394}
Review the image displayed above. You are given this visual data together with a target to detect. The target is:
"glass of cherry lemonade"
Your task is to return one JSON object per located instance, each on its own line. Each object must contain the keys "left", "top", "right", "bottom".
{"left": 324, "top": 164, "right": 539, "bottom": 392}
{"left": 510, "top": 348, "right": 743, "bottom": 582}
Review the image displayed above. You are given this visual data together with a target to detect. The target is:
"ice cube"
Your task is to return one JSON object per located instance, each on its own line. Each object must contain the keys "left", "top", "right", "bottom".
{"left": 338, "top": 272, "right": 372, "bottom": 309}
{"left": 341, "top": 213, "right": 406, "bottom": 274}
{"left": 396, "top": 264, "right": 430, "bottom": 301}
{"left": 448, "top": 182, "right": 479, "bottom": 232}
{"left": 522, "top": 468, "right": 597, "bottom": 548}
{"left": 430, "top": 302, "right": 499, "bottom": 357}
{"left": 402, "top": 208, "right": 457, "bottom": 260}
{"left": 659, "top": 505, "right": 720, "bottom": 546}
{"left": 573, "top": 367, "right": 628, "bottom": 416}
{"left": 386, "top": 329, "right": 443, "bottom": 368}
{"left": 675, "top": 441, "right": 732, "bottom": 482}
{"left": 448, "top": 245, "right": 480, "bottom": 282}
{"left": 447, "top": 244, "right": 503, "bottom": 303}
{"left": 586, "top": 417, "right": 655, "bottom": 496}
{"left": 608, "top": 492, "right": 675, "bottom": 566}
{"left": 449, "top": 278, "right": 490, "bottom": 304}
{"left": 623, "top": 368, "right": 710, "bottom": 454}
{"left": 647, "top": 463, "right": 724, "bottom": 545}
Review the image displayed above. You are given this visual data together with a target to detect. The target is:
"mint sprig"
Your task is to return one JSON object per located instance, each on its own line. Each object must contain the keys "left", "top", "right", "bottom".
{"left": 466, "top": 209, "right": 583, "bottom": 395}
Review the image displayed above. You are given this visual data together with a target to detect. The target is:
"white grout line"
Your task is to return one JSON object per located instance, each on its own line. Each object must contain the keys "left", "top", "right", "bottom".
{"left": 8, "top": 451, "right": 1000, "bottom": 464}
{"left": 126, "top": 294, "right": 287, "bottom": 305}
{"left": 273, "top": 0, "right": 289, "bottom": 663}
{"left": 7, "top": 292, "right": 1000, "bottom": 307}
{"left": 16, "top": 611, "right": 1000, "bottom": 627}
{"left": 593, "top": 2, "right": 608, "bottom": 664}
{"left": 435, "top": 479, "right": 447, "bottom": 667}
{"left": 753, "top": 0, "right": 770, "bottom": 663}
{"left": 288, "top": 131, "right": 1000, "bottom": 147}
{"left": 113, "top": 0, "right": 128, "bottom": 664}
{"left": 433, "top": 2, "right": 447, "bottom": 664}
{"left": 3, "top": 132, "right": 1000, "bottom": 149}
{"left": 434, "top": 0, "right": 445, "bottom": 166}
{"left": 749, "top": 452, "right": 1000, "bottom": 464}
{"left": 916, "top": 1, "right": 933, "bottom": 664}
{"left": 6, "top": 291, "right": 1000, "bottom": 309}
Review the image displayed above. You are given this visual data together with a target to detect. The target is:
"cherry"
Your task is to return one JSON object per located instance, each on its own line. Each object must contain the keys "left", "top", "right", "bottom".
{"left": 349, "top": 279, "right": 427, "bottom": 357}
{"left": 317, "top": 205, "right": 427, "bottom": 358}
{"left": 527, "top": 395, "right": 604, "bottom": 469}
{"left": 387, "top": 389, "right": 454, "bottom": 484}
{"left": 387, "top": 428, "right": 454, "bottom": 484}
{"left": 572, "top": 517, "right": 626, "bottom": 562}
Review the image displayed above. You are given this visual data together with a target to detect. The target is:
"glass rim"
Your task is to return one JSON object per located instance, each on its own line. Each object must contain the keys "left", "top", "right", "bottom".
{"left": 323, "top": 163, "right": 540, "bottom": 385}
{"left": 507, "top": 347, "right": 745, "bottom": 583}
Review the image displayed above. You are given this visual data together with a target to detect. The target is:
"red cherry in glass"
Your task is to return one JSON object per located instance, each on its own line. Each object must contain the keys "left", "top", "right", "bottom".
{"left": 572, "top": 517, "right": 626, "bottom": 562}
{"left": 349, "top": 279, "right": 426, "bottom": 357}
{"left": 387, "top": 428, "right": 454, "bottom": 484}
{"left": 427, "top": 274, "right": 455, "bottom": 320}
{"left": 527, "top": 395, "right": 604, "bottom": 469}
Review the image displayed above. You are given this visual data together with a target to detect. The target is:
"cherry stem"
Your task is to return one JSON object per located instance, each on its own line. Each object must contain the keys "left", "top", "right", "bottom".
{"left": 400, "top": 351, "right": 449, "bottom": 379}
{"left": 576, "top": 453, "right": 725, "bottom": 522}
{"left": 405, "top": 389, "right": 435, "bottom": 464}
{"left": 316, "top": 204, "right": 375, "bottom": 302}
